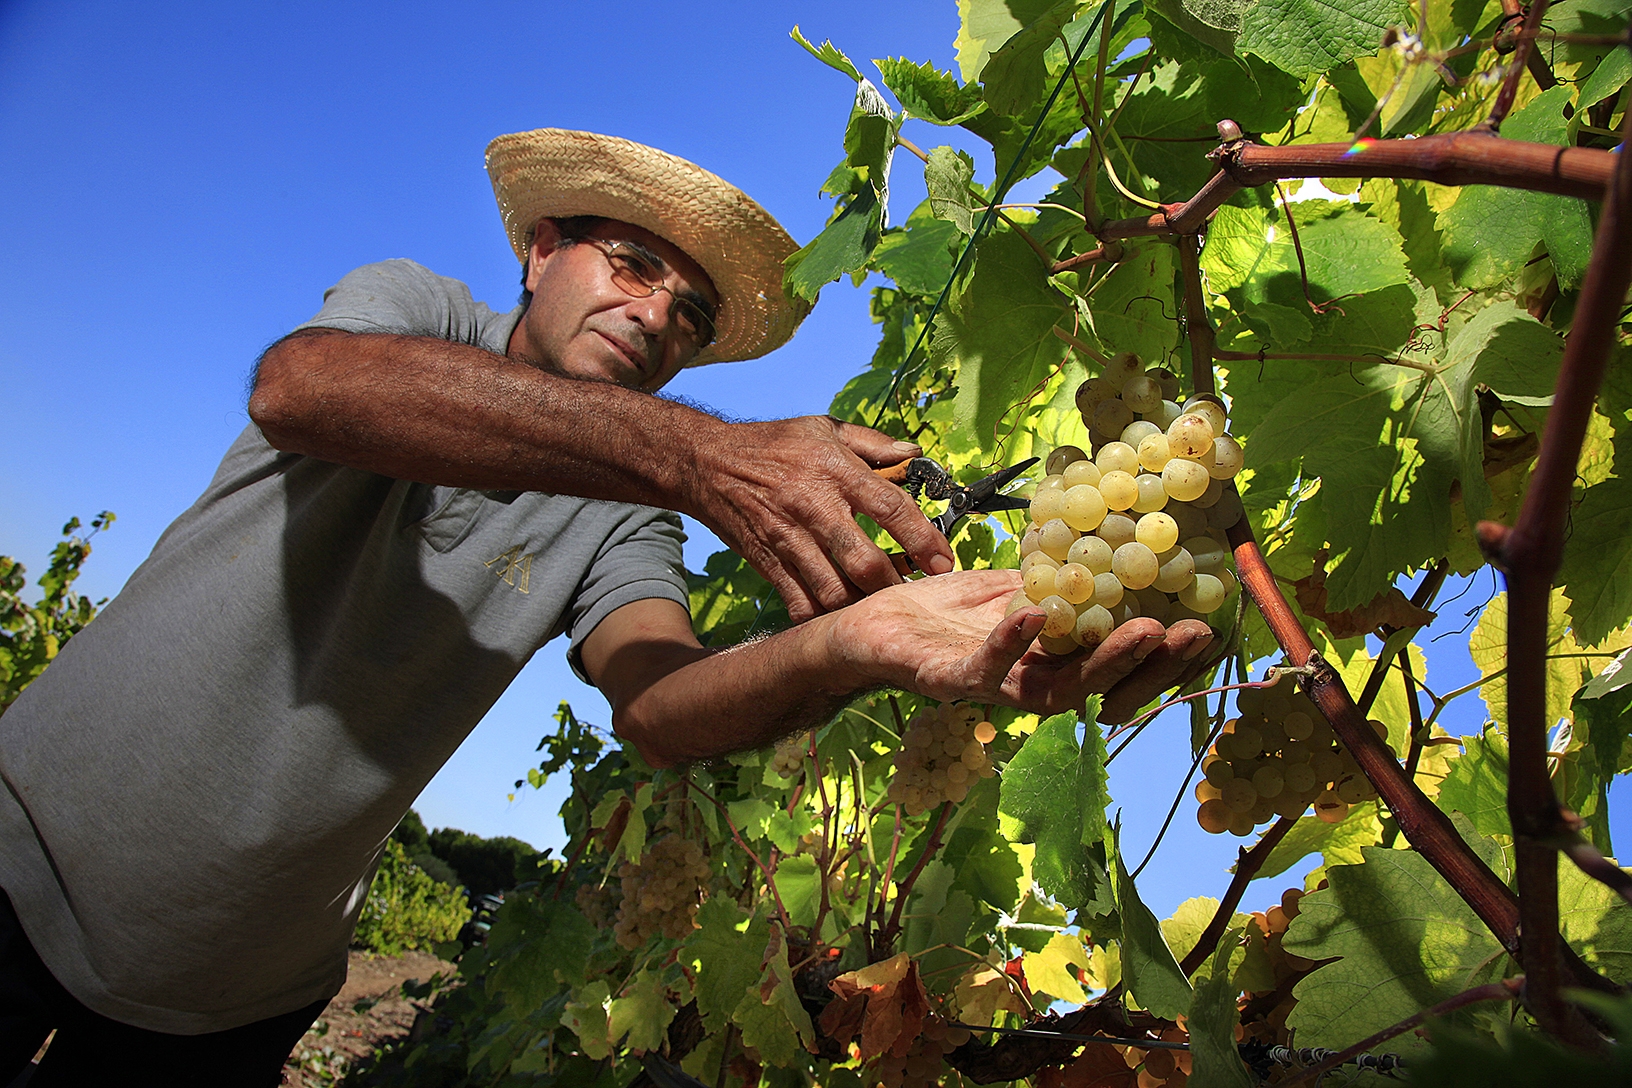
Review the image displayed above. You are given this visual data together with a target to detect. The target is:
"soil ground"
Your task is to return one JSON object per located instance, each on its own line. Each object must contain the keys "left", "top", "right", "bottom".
{"left": 280, "top": 949, "right": 456, "bottom": 1086}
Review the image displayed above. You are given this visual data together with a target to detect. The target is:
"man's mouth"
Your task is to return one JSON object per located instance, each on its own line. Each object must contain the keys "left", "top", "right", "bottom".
{"left": 596, "top": 331, "right": 649, "bottom": 377}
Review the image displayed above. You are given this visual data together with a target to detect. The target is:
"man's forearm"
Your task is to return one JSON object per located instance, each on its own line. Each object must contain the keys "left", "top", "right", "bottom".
{"left": 249, "top": 330, "right": 719, "bottom": 511}
{"left": 604, "top": 610, "right": 872, "bottom": 768}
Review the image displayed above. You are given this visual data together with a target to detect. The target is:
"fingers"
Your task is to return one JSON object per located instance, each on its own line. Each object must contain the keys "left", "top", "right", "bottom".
{"left": 968, "top": 606, "right": 1047, "bottom": 690}
{"left": 831, "top": 419, "right": 921, "bottom": 468}
{"left": 1096, "top": 620, "right": 1217, "bottom": 724}
{"left": 846, "top": 465, "right": 955, "bottom": 577}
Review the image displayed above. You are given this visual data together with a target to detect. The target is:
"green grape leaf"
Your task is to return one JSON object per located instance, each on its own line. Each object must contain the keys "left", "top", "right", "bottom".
{"left": 1438, "top": 87, "right": 1596, "bottom": 289}
{"left": 1283, "top": 846, "right": 1508, "bottom": 1052}
{"left": 561, "top": 980, "right": 614, "bottom": 1060}
{"left": 998, "top": 704, "right": 1108, "bottom": 908}
{"left": 1559, "top": 852, "right": 1632, "bottom": 985}
{"left": 1144, "top": 0, "right": 1253, "bottom": 56}
{"left": 785, "top": 186, "right": 883, "bottom": 302}
{"left": 953, "top": 0, "right": 1076, "bottom": 84}
{"left": 1161, "top": 897, "right": 1228, "bottom": 968}
{"left": 936, "top": 229, "right": 1071, "bottom": 448}
{"left": 1199, "top": 202, "right": 1411, "bottom": 304}
{"left": 1080, "top": 242, "right": 1180, "bottom": 367}
{"left": 484, "top": 894, "right": 597, "bottom": 1013}
{"left": 790, "top": 26, "right": 864, "bottom": 82}
{"left": 943, "top": 775, "right": 1027, "bottom": 913}
{"left": 773, "top": 854, "right": 822, "bottom": 928}
{"left": 688, "top": 899, "right": 769, "bottom": 1033}
{"left": 1578, "top": 46, "right": 1632, "bottom": 111}
{"left": 875, "top": 56, "right": 987, "bottom": 124}
{"left": 1559, "top": 354, "right": 1632, "bottom": 645}
{"left": 1251, "top": 803, "right": 1383, "bottom": 880}
{"left": 1236, "top": 0, "right": 1406, "bottom": 77}
{"left": 732, "top": 928, "right": 815, "bottom": 1066}
{"left": 1079, "top": 712, "right": 1111, "bottom": 850}
{"left": 872, "top": 217, "right": 960, "bottom": 296}
{"left": 1437, "top": 726, "right": 1512, "bottom": 839}
{"left": 1188, "top": 927, "right": 1255, "bottom": 1088}
{"left": 926, "top": 146, "right": 983, "bottom": 236}
{"left": 608, "top": 970, "right": 675, "bottom": 1053}
{"left": 1113, "top": 828, "right": 1193, "bottom": 1019}
{"left": 1112, "top": 62, "right": 1222, "bottom": 201}
{"left": 978, "top": 0, "right": 1084, "bottom": 117}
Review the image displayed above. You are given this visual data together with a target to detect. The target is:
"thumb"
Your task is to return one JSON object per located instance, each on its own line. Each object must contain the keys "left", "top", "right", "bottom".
{"left": 832, "top": 420, "right": 921, "bottom": 468}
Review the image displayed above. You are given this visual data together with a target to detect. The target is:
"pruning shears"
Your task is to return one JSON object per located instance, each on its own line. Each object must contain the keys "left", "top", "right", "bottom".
{"left": 874, "top": 456, "right": 1038, "bottom": 575}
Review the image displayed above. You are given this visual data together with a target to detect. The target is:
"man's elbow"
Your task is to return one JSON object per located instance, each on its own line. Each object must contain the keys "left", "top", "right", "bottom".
{"left": 248, "top": 332, "right": 338, "bottom": 451}
{"left": 611, "top": 706, "right": 684, "bottom": 770}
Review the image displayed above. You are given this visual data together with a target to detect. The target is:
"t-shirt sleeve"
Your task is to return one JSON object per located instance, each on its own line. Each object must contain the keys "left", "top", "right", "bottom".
{"left": 565, "top": 507, "right": 691, "bottom": 683}
{"left": 289, "top": 259, "right": 503, "bottom": 348}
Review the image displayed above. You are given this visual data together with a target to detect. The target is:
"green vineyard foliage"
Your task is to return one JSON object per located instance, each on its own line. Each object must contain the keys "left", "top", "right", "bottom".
{"left": 353, "top": 0, "right": 1632, "bottom": 1084}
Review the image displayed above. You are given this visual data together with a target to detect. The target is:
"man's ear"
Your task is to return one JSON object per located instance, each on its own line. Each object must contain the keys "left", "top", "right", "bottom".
{"left": 524, "top": 218, "right": 564, "bottom": 293}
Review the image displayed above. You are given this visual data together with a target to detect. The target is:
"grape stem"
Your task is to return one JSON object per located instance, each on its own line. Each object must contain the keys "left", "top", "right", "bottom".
{"left": 1176, "top": 814, "right": 1297, "bottom": 976}
{"left": 689, "top": 783, "right": 796, "bottom": 933}
{"left": 879, "top": 801, "right": 955, "bottom": 952}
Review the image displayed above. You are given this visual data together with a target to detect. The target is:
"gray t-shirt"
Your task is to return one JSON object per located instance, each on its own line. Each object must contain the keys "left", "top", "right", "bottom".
{"left": 0, "top": 260, "right": 689, "bottom": 1034}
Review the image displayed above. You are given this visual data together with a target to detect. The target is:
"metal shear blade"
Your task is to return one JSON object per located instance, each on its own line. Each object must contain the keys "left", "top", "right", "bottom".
{"left": 932, "top": 457, "right": 1038, "bottom": 538}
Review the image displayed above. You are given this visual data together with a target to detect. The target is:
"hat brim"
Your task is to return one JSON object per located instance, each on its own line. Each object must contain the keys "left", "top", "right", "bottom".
{"left": 486, "top": 129, "right": 810, "bottom": 365}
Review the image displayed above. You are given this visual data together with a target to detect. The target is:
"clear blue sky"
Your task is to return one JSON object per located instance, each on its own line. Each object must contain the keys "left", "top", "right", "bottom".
{"left": 2, "top": 0, "right": 1621, "bottom": 919}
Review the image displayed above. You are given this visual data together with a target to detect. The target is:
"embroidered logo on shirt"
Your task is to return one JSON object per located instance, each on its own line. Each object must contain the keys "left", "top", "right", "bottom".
{"left": 484, "top": 545, "right": 534, "bottom": 595}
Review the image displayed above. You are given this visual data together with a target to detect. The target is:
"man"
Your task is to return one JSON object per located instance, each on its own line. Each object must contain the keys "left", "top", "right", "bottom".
{"left": 0, "top": 129, "right": 1210, "bottom": 1083}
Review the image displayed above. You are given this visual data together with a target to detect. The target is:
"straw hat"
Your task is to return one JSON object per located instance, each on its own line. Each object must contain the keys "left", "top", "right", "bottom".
{"left": 485, "top": 129, "right": 811, "bottom": 365}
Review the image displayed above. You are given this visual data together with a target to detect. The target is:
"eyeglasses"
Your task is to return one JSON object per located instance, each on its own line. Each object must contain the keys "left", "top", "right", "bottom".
{"left": 584, "top": 239, "right": 717, "bottom": 348}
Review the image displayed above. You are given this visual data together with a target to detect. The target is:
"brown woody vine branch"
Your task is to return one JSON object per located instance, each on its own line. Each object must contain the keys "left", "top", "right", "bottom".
{"left": 1177, "top": 814, "right": 1297, "bottom": 976}
{"left": 1474, "top": 104, "right": 1632, "bottom": 1045}
{"left": 1176, "top": 234, "right": 1216, "bottom": 397}
{"left": 1483, "top": 0, "right": 1553, "bottom": 132}
{"left": 1092, "top": 130, "right": 1616, "bottom": 243}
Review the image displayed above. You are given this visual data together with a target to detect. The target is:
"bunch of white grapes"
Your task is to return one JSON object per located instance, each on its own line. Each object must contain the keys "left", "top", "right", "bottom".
{"left": 1010, "top": 352, "right": 1243, "bottom": 655}
{"left": 770, "top": 735, "right": 807, "bottom": 779}
{"left": 611, "top": 834, "right": 711, "bottom": 949}
{"left": 887, "top": 703, "right": 998, "bottom": 816}
{"left": 1194, "top": 684, "right": 1383, "bottom": 836}
{"left": 869, "top": 1016, "right": 972, "bottom": 1088}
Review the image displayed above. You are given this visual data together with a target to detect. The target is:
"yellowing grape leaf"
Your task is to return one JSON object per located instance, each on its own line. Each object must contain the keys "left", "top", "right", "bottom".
{"left": 1023, "top": 932, "right": 1091, "bottom": 1003}
{"left": 1294, "top": 547, "right": 1436, "bottom": 639}
{"left": 1470, "top": 588, "right": 1586, "bottom": 733}
{"left": 954, "top": 961, "right": 1029, "bottom": 1026}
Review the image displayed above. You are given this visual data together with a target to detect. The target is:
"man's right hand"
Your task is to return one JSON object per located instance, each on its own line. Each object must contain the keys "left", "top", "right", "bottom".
{"left": 687, "top": 416, "right": 956, "bottom": 623}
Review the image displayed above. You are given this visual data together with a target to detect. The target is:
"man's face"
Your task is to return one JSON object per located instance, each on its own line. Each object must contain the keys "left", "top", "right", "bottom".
{"left": 509, "top": 219, "right": 720, "bottom": 392}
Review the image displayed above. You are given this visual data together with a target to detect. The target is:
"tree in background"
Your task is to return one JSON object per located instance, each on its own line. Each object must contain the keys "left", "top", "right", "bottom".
{"left": 0, "top": 513, "right": 114, "bottom": 714}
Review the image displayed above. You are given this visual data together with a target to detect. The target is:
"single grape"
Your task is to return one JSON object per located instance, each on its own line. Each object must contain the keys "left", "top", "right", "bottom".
{"left": 1096, "top": 513, "right": 1137, "bottom": 549}
{"left": 1191, "top": 477, "right": 1225, "bottom": 508}
{"left": 1067, "top": 534, "right": 1114, "bottom": 574}
{"left": 1034, "top": 472, "right": 1066, "bottom": 496}
{"left": 1018, "top": 523, "right": 1041, "bottom": 558}
{"left": 1314, "top": 790, "right": 1349, "bottom": 824}
{"left": 1120, "top": 419, "right": 1162, "bottom": 448}
{"left": 1182, "top": 394, "right": 1229, "bottom": 437}
{"left": 1038, "top": 632, "right": 1079, "bottom": 656}
{"left": 1054, "top": 562, "right": 1095, "bottom": 604}
{"left": 1104, "top": 351, "right": 1144, "bottom": 384}
{"left": 1310, "top": 749, "right": 1344, "bottom": 782}
{"left": 1075, "top": 376, "right": 1119, "bottom": 412}
{"left": 1233, "top": 723, "right": 1264, "bottom": 757}
{"left": 1216, "top": 567, "right": 1240, "bottom": 598}
{"left": 1167, "top": 413, "right": 1216, "bottom": 459}
{"left": 1252, "top": 763, "right": 1285, "bottom": 799}
{"left": 1139, "top": 436, "right": 1175, "bottom": 480}
{"left": 1061, "top": 484, "right": 1108, "bottom": 531}
{"left": 1221, "top": 778, "right": 1258, "bottom": 812}
{"left": 1030, "top": 486, "right": 1068, "bottom": 524}
{"left": 1130, "top": 473, "right": 1169, "bottom": 514}
{"left": 1186, "top": 536, "right": 1228, "bottom": 575}
{"left": 1151, "top": 545, "right": 1196, "bottom": 594}
{"left": 1020, "top": 549, "right": 1060, "bottom": 575}
{"left": 1093, "top": 398, "right": 1135, "bottom": 438}
{"left": 974, "top": 721, "right": 997, "bottom": 743}
{"left": 1098, "top": 470, "right": 1138, "bottom": 511}
{"left": 1096, "top": 441, "right": 1140, "bottom": 475}
{"left": 1283, "top": 711, "right": 1314, "bottom": 741}
{"left": 1274, "top": 791, "right": 1310, "bottom": 819}
{"left": 1112, "top": 541, "right": 1159, "bottom": 590}
{"left": 1210, "top": 435, "right": 1245, "bottom": 479}
{"left": 1122, "top": 374, "right": 1163, "bottom": 414}
{"left": 1162, "top": 458, "right": 1211, "bottom": 502}
{"left": 1149, "top": 400, "right": 1183, "bottom": 432}
{"left": 1195, "top": 779, "right": 1224, "bottom": 803}
{"left": 1207, "top": 488, "right": 1245, "bottom": 529}
{"left": 1135, "top": 512, "right": 1179, "bottom": 553}
{"left": 1092, "top": 571, "right": 1124, "bottom": 608}
{"left": 1038, "top": 518, "right": 1077, "bottom": 560}
{"left": 1166, "top": 501, "right": 1208, "bottom": 541}
{"left": 1197, "top": 798, "right": 1232, "bottom": 834}
{"left": 1148, "top": 367, "right": 1181, "bottom": 401}
{"left": 1133, "top": 587, "right": 1171, "bottom": 623}
{"left": 1045, "top": 444, "right": 1089, "bottom": 476}
{"left": 1180, "top": 573, "right": 1226, "bottom": 612}
{"left": 1004, "top": 590, "right": 1033, "bottom": 617}
{"left": 1227, "top": 810, "right": 1258, "bottom": 836}
{"left": 1074, "top": 604, "right": 1114, "bottom": 647}
{"left": 1062, "top": 458, "right": 1102, "bottom": 488}
{"left": 1336, "top": 775, "right": 1370, "bottom": 804}
{"left": 1203, "top": 756, "right": 1234, "bottom": 786}
{"left": 1022, "top": 564, "right": 1058, "bottom": 603}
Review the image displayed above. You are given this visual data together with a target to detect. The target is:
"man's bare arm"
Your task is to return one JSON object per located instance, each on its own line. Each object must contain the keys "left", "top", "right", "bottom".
{"left": 579, "top": 572, "right": 1216, "bottom": 769}
{"left": 248, "top": 329, "right": 953, "bottom": 620}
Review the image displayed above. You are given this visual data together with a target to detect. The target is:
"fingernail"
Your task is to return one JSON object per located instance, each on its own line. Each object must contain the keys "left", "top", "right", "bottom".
{"left": 1132, "top": 633, "right": 1164, "bottom": 661}
{"left": 1183, "top": 632, "right": 1215, "bottom": 661}
{"left": 891, "top": 440, "right": 919, "bottom": 454}
{"left": 926, "top": 553, "right": 954, "bottom": 575}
